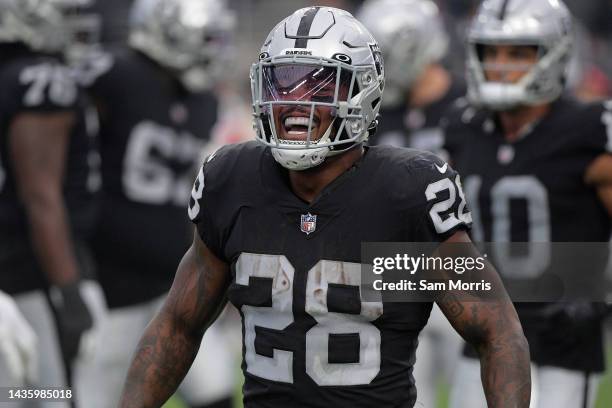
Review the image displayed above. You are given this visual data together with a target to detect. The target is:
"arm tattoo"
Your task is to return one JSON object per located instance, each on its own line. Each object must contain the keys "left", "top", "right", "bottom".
{"left": 438, "top": 296, "right": 531, "bottom": 408}
{"left": 119, "top": 240, "right": 230, "bottom": 408}
{"left": 435, "top": 234, "right": 530, "bottom": 407}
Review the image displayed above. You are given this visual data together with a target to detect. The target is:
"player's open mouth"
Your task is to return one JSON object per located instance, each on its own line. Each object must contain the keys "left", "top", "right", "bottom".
{"left": 281, "top": 115, "right": 320, "bottom": 140}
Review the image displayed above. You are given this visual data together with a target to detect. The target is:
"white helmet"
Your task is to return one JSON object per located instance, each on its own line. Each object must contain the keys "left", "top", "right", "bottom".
{"left": 251, "top": 6, "right": 385, "bottom": 171}
{"left": 129, "top": 0, "right": 235, "bottom": 92}
{"left": 357, "top": 0, "right": 448, "bottom": 108}
{"left": 0, "top": 0, "right": 96, "bottom": 54}
{"left": 466, "top": 0, "right": 574, "bottom": 110}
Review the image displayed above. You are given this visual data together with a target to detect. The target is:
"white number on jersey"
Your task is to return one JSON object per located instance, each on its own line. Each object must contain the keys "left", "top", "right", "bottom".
{"left": 464, "top": 175, "right": 551, "bottom": 278}
{"left": 19, "top": 63, "right": 77, "bottom": 107}
{"left": 425, "top": 174, "right": 472, "bottom": 234}
{"left": 187, "top": 165, "right": 205, "bottom": 221}
{"left": 123, "top": 121, "right": 204, "bottom": 206}
{"left": 236, "top": 253, "right": 383, "bottom": 386}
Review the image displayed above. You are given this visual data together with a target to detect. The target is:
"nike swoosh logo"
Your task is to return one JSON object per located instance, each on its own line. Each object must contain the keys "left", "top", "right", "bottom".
{"left": 436, "top": 163, "right": 448, "bottom": 174}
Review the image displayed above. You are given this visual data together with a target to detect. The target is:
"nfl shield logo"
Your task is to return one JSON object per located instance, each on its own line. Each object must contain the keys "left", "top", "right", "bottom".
{"left": 300, "top": 213, "right": 317, "bottom": 235}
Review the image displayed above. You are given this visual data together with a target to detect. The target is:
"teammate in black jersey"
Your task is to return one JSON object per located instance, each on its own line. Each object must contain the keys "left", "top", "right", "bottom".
{"left": 0, "top": 0, "right": 105, "bottom": 404}
{"left": 74, "top": 1, "right": 237, "bottom": 408}
{"left": 120, "top": 7, "right": 531, "bottom": 408}
{"left": 357, "top": 0, "right": 465, "bottom": 153}
{"left": 443, "top": 1, "right": 612, "bottom": 407}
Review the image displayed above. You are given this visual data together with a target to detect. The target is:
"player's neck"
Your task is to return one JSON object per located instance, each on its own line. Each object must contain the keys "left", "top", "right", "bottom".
{"left": 408, "top": 64, "right": 451, "bottom": 109}
{"left": 288, "top": 146, "right": 364, "bottom": 204}
{"left": 497, "top": 104, "right": 551, "bottom": 143}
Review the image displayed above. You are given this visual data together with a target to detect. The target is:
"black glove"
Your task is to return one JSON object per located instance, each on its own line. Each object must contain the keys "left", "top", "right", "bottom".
{"left": 536, "top": 301, "right": 610, "bottom": 350}
{"left": 48, "top": 281, "right": 93, "bottom": 363}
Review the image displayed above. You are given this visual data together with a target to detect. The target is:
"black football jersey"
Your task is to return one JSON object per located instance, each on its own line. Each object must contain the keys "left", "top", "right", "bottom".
{"left": 0, "top": 44, "right": 100, "bottom": 295}
{"left": 443, "top": 96, "right": 612, "bottom": 372}
{"left": 370, "top": 79, "right": 465, "bottom": 152}
{"left": 87, "top": 48, "right": 218, "bottom": 308}
{"left": 188, "top": 141, "right": 471, "bottom": 407}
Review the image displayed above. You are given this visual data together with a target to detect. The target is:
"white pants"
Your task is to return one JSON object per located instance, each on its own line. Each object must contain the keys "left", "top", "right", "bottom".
{"left": 0, "top": 281, "right": 106, "bottom": 408}
{"left": 449, "top": 356, "right": 600, "bottom": 408}
{"left": 75, "top": 295, "right": 237, "bottom": 408}
{"left": 413, "top": 305, "right": 463, "bottom": 408}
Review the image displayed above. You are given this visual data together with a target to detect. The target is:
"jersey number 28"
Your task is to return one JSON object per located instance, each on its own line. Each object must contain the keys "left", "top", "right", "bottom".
{"left": 236, "top": 253, "right": 383, "bottom": 386}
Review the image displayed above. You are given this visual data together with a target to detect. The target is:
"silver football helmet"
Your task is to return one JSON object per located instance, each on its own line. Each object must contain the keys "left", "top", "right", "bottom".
{"left": 0, "top": 0, "right": 93, "bottom": 53}
{"left": 251, "top": 7, "right": 385, "bottom": 171}
{"left": 466, "top": 0, "right": 574, "bottom": 110}
{"left": 129, "top": 0, "right": 235, "bottom": 92}
{"left": 357, "top": 0, "right": 448, "bottom": 108}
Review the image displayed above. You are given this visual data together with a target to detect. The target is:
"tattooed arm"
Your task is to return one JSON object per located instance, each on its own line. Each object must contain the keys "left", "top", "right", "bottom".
{"left": 119, "top": 233, "right": 231, "bottom": 408}
{"left": 436, "top": 231, "right": 531, "bottom": 408}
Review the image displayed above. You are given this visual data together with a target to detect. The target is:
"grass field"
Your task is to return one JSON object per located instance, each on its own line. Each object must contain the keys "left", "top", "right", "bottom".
{"left": 162, "top": 343, "right": 612, "bottom": 408}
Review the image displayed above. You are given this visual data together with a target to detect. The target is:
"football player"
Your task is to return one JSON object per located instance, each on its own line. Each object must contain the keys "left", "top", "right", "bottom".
{"left": 0, "top": 0, "right": 105, "bottom": 404}
{"left": 119, "top": 7, "right": 531, "bottom": 408}
{"left": 442, "top": 0, "right": 612, "bottom": 407}
{"left": 357, "top": 0, "right": 465, "bottom": 153}
{"left": 357, "top": 2, "right": 466, "bottom": 405}
{"left": 74, "top": 1, "right": 237, "bottom": 408}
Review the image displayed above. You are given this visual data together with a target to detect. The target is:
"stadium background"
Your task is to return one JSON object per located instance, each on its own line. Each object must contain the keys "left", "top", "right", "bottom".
{"left": 62, "top": 0, "right": 612, "bottom": 406}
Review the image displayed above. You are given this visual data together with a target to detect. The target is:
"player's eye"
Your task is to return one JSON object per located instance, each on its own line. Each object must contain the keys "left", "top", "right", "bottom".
{"left": 508, "top": 46, "right": 538, "bottom": 61}
{"left": 481, "top": 45, "right": 498, "bottom": 61}
{"left": 311, "top": 87, "right": 335, "bottom": 103}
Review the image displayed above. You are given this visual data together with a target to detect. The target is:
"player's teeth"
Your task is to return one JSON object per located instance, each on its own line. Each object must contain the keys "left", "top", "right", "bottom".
{"left": 284, "top": 117, "right": 310, "bottom": 127}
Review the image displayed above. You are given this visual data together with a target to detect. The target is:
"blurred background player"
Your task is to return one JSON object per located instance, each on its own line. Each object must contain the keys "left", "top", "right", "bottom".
{"left": 75, "top": 0, "right": 238, "bottom": 407}
{"left": 0, "top": 0, "right": 105, "bottom": 405}
{"left": 357, "top": 0, "right": 464, "bottom": 153}
{"left": 357, "top": 2, "right": 464, "bottom": 406}
{"left": 443, "top": 0, "right": 612, "bottom": 407}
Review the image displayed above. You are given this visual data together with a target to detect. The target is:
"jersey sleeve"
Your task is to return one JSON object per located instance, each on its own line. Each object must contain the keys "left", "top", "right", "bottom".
{"left": 408, "top": 151, "right": 472, "bottom": 243}
{"left": 187, "top": 144, "right": 238, "bottom": 261}
{"left": 2, "top": 59, "right": 79, "bottom": 115}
